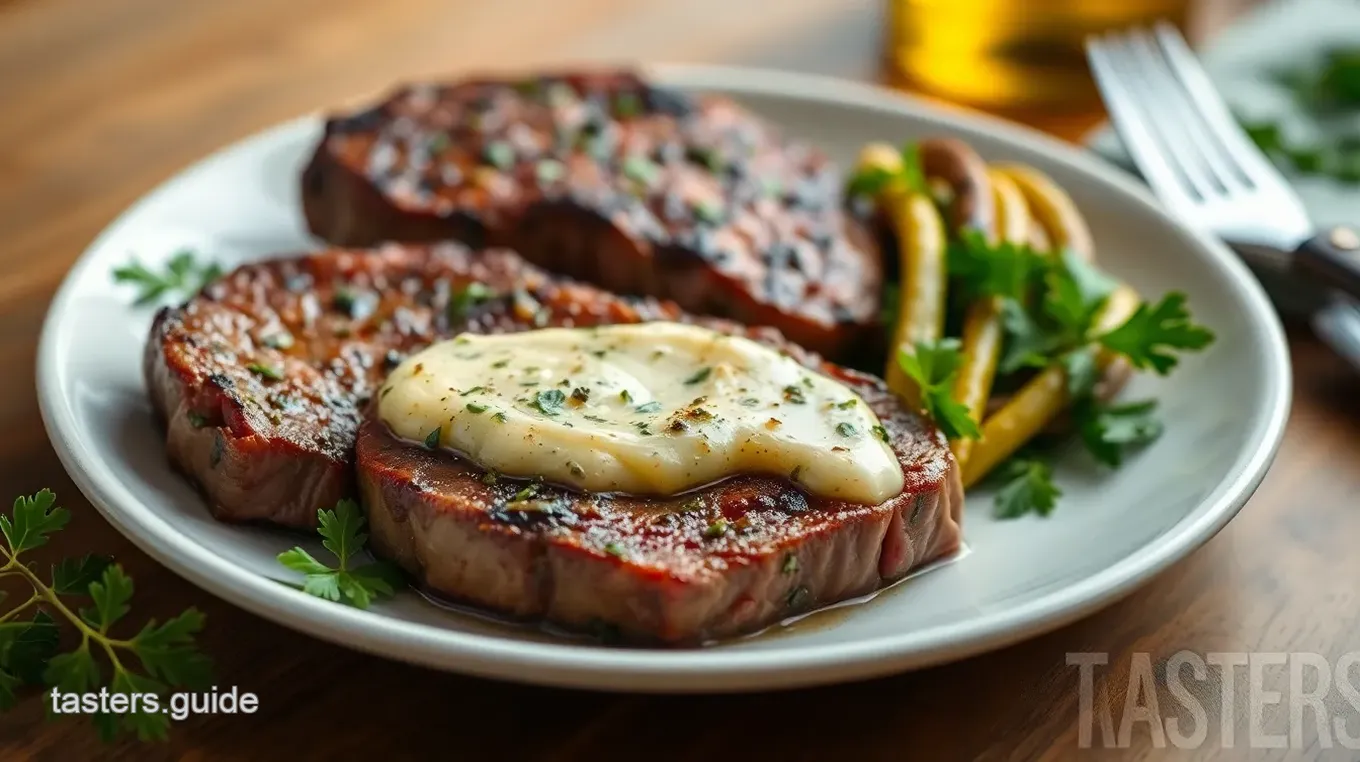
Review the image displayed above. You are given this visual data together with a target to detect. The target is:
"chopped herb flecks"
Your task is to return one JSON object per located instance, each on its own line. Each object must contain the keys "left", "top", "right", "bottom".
{"left": 532, "top": 389, "right": 567, "bottom": 416}
{"left": 684, "top": 367, "right": 712, "bottom": 385}
{"left": 246, "top": 363, "right": 283, "bottom": 381}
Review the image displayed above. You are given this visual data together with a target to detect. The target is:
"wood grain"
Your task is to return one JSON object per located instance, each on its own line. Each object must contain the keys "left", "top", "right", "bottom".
{"left": 3, "top": 0, "right": 1353, "bottom": 760}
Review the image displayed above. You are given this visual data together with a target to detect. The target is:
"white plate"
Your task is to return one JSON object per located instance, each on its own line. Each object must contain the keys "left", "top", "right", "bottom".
{"left": 36, "top": 65, "right": 1290, "bottom": 692}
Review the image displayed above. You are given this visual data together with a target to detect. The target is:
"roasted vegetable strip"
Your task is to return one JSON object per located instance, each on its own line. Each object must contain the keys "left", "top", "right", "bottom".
{"left": 884, "top": 192, "right": 949, "bottom": 401}
{"left": 851, "top": 143, "right": 950, "bottom": 403}
{"left": 951, "top": 169, "right": 1032, "bottom": 465}
{"left": 994, "top": 163, "right": 1095, "bottom": 260}
{"left": 963, "top": 285, "right": 1141, "bottom": 487}
{"left": 914, "top": 139, "right": 999, "bottom": 460}
{"left": 920, "top": 138, "right": 996, "bottom": 233}
{"left": 952, "top": 302, "right": 1003, "bottom": 465}
{"left": 988, "top": 169, "right": 1031, "bottom": 247}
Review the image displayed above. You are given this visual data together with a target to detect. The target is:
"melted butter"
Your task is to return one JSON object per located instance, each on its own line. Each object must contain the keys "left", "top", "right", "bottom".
{"left": 377, "top": 322, "right": 904, "bottom": 504}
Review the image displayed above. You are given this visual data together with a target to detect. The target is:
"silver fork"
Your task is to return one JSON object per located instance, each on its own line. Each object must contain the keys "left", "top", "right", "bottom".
{"left": 1086, "top": 23, "right": 1360, "bottom": 345}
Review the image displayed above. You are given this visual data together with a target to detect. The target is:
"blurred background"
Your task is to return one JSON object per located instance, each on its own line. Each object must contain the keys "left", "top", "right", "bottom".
{"left": 886, "top": 0, "right": 1208, "bottom": 120}
{"left": 10, "top": 1, "right": 1360, "bottom": 759}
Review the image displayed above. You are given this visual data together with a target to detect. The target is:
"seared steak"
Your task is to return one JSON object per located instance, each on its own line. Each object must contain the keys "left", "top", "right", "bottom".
{"left": 300, "top": 70, "right": 882, "bottom": 360}
{"left": 146, "top": 242, "right": 799, "bottom": 528}
{"left": 357, "top": 364, "right": 962, "bottom": 645}
{"left": 147, "top": 240, "right": 961, "bottom": 642}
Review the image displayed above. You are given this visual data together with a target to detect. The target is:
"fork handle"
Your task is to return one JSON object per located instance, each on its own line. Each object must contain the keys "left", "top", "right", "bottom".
{"left": 1294, "top": 226, "right": 1360, "bottom": 301}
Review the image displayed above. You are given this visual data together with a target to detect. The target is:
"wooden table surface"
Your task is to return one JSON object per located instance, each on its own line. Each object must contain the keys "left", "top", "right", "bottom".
{"left": 3, "top": 0, "right": 1356, "bottom": 759}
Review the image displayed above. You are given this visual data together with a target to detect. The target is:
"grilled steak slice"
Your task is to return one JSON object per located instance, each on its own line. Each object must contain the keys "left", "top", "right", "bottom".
{"left": 146, "top": 242, "right": 799, "bottom": 528}
{"left": 301, "top": 70, "right": 882, "bottom": 360}
{"left": 357, "top": 365, "right": 962, "bottom": 645}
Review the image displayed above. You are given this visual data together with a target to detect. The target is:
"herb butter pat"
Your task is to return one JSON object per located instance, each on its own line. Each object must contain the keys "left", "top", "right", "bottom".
{"left": 378, "top": 322, "right": 904, "bottom": 504}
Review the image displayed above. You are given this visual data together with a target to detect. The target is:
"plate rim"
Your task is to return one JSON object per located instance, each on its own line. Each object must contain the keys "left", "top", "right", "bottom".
{"left": 35, "top": 63, "right": 1292, "bottom": 692}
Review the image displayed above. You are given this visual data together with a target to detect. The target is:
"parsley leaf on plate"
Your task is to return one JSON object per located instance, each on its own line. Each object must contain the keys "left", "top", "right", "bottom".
{"left": 1041, "top": 248, "right": 1116, "bottom": 343}
{"left": 112, "top": 249, "right": 222, "bottom": 306}
{"left": 1075, "top": 399, "right": 1165, "bottom": 468}
{"left": 991, "top": 457, "right": 1062, "bottom": 519}
{"left": 1059, "top": 347, "right": 1100, "bottom": 400}
{"left": 997, "top": 297, "right": 1059, "bottom": 374}
{"left": 993, "top": 249, "right": 1116, "bottom": 373}
{"left": 947, "top": 229, "right": 1046, "bottom": 302}
{"left": 277, "top": 499, "right": 404, "bottom": 609}
{"left": 897, "top": 339, "right": 981, "bottom": 440}
{"left": 1098, "top": 292, "right": 1216, "bottom": 375}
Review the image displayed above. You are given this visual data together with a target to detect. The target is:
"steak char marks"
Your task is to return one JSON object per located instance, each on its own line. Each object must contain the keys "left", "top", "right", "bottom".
{"left": 301, "top": 70, "right": 882, "bottom": 360}
{"left": 148, "top": 243, "right": 723, "bottom": 527}
{"left": 147, "top": 242, "right": 806, "bottom": 528}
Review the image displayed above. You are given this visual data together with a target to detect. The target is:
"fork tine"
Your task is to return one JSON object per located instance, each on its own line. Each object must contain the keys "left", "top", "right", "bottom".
{"left": 1086, "top": 34, "right": 1196, "bottom": 208}
{"left": 1116, "top": 29, "right": 1226, "bottom": 200}
{"left": 1150, "top": 22, "right": 1284, "bottom": 188}
{"left": 1122, "top": 29, "right": 1251, "bottom": 194}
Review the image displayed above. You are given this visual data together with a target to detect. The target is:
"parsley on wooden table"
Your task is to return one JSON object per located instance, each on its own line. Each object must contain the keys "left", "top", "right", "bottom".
{"left": 0, "top": 489, "right": 212, "bottom": 741}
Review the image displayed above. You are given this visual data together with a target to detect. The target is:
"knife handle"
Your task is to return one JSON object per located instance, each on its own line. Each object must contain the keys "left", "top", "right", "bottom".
{"left": 1293, "top": 226, "right": 1360, "bottom": 301}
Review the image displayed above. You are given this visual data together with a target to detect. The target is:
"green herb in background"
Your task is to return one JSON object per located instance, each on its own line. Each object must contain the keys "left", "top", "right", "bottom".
{"left": 1239, "top": 45, "right": 1360, "bottom": 183}
{"left": 0, "top": 489, "right": 211, "bottom": 741}
{"left": 276, "top": 500, "right": 403, "bottom": 609}
{"left": 112, "top": 249, "right": 222, "bottom": 305}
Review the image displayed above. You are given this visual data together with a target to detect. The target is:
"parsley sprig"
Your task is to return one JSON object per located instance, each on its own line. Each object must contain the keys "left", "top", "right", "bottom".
{"left": 947, "top": 229, "right": 1047, "bottom": 303}
{"left": 1099, "top": 293, "right": 1215, "bottom": 375}
{"left": 1075, "top": 399, "right": 1164, "bottom": 468}
{"left": 939, "top": 233, "right": 1215, "bottom": 519}
{"left": 994, "top": 248, "right": 1214, "bottom": 379}
{"left": 897, "top": 339, "right": 981, "bottom": 441}
{"left": 112, "top": 249, "right": 222, "bottom": 306}
{"left": 991, "top": 457, "right": 1062, "bottom": 519}
{"left": 276, "top": 500, "right": 403, "bottom": 609}
{"left": 0, "top": 489, "right": 211, "bottom": 741}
